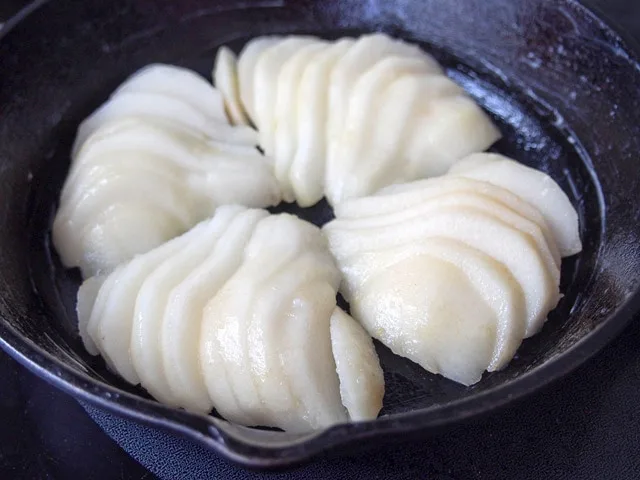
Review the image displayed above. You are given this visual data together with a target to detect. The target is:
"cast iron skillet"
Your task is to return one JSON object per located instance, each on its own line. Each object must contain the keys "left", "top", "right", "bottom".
{"left": 1, "top": 0, "right": 640, "bottom": 470}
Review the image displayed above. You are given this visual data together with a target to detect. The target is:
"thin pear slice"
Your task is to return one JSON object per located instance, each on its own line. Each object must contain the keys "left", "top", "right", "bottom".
{"left": 330, "top": 308, "right": 384, "bottom": 421}
{"left": 252, "top": 36, "right": 319, "bottom": 155}
{"left": 325, "top": 207, "right": 560, "bottom": 336}
{"left": 288, "top": 39, "right": 355, "bottom": 207}
{"left": 334, "top": 177, "right": 558, "bottom": 258}
{"left": 130, "top": 210, "right": 239, "bottom": 406}
{"left": 449, "top": 153, "right": 582, "bottom": 257}
{"left": 76, "top": 275, "right": 106, "bottom": 356}
{"left": 73, "top": 92, "right": 258, "bottom": 156}
{"left": 86, "top": 217, "right": 216, "bottom": 384}
{"left": 273, "top": 42, "right": 328, "bottom": 202}
{"left": 326, "top": 57, "right": 440, "bottom": 205}
{"left": 338, "top": 238, "right": 526, "bottom": 372}
{"left": 72, "top": 118, "right": 261, "bottom": 173}
{"left": 346, "top": 75, "right": 463, "bottom": 202}
{"left": 329, "top": 190, "right": 561, "bottom": 272}
{"left": 281, "top": 280, "right": 347, "bottom": 431}
{"left": 246, "top": 251, "right": 339, "bottom": 431}
{"left": 237, "top": 36, "right": 282, "bottom": 122}
{"left": 114, "top": 64, "right": 227, "bottom": 122}
{"left": 200, "top": 214, "right": 315, "bottom": 427}
{"left": 162, "top": 208, "right": 266, "bottom": 414}
{"left": 355, "top": 254, "right": 497, "bottom": 386}
{"left": 326, "top": 33, "right": 439, "bottom": 191}
{"left": 401, "top": 95, "right": 501, "bottom": 179}
{"left": 213, "top": 46, "right": 250, "bottom": 126}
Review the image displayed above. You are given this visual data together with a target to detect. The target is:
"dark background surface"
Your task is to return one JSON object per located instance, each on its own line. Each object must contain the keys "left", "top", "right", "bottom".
{"left": 1, "top": 0, "right": 640, "bottom": 479}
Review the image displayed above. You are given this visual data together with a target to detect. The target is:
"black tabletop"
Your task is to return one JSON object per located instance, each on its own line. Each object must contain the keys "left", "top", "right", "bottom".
{"left": 1, "top": 1, "right": 640, "bottom": 479}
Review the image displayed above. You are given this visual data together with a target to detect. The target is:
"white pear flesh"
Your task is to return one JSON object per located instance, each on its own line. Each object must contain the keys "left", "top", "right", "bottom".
{"left": 161, "top": 208, "right": 267, "bottom": 413}
{"left": 213, "top": 46, "right": 250, "bottom": 126}
{"left": 325, "top": 207, "right": 561, "bottom": 337}
{"left": 449, "top": 153, "right": 582, "bottom": 257}
{"left": 355, "top": 254, "right": 497, "bottom": 386}
{"left": 330, "top": 308, "right": 384, "bottom": 421}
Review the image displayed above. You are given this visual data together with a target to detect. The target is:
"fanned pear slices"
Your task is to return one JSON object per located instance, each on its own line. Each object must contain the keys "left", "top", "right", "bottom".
{"left": 77, "top": 207, "right": 385, "bottom": 432}
{"left": 234, "top": 33, "right": 500, "bottom": 207}
{"left": 73, "top": 64, "right": 257, "bottom": 156}
{"left": 449, "top": 153, "right": 582, "bottom": 257}
{"left": 54, "top": 113, "right": 280, "bottom": 278}
{"left": 325, "top": 155, "right": 580, "bottom": 384}
{"left": 213, "top": 46, "right": 250, "bottom": 126}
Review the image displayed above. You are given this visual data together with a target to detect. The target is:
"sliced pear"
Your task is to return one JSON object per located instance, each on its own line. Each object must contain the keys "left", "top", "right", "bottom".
{"left": 76, "top": 275, "right": 105, "bottom": 356}
{"left": 213, "top": 46, "right": 250, "bottom": 126}
{"left": 130, "top": 211, "right": 239, "bottom": 406}
{"left": 346, "top": 75, "right": 463, "bottom": 201}
{"left": 252, "top": 36, "right": 319, "bottom": 155}
{"left": 330, "top": 308, "right": 384, "bottom": 421}
{"left": 85, "top": 217, "right": 211, "bottom": 384}
{"left": 114, "top": 63, "right": 227, "bottom": 122}
{"left": 272, "top": 41, "right": 328, "bottom": 202}
{"left": 237, "top": 36, "right": 282, "bottom": 122}
{"left": 162, "top": 208, "right": 266, "bottom": 414}
{"left": 326, "top": 33, "right": 439, "bottom": 192}
{"left": 329, "top": 190, "right": 560, "bottom": 271}
{"left": 200, "top": 214, "right": 312, "bottom": 427}
{"left": 288, "top": 39, "right": 355, "bottom": 207}
{"left": 325, "top": 207, "right": 561, "bottom": 336}
{"left": 338, "top": 238, "right": 526, "bottom": 372}
{"left": 281, "top": 280, "right": 347, "bottom": 431}
{"left": 72, "top": 92, "right": 258, "bottom": 156}
{"left": 401, "top": 95, "right": 501, "bottom": 179}
{"left": 326, "top": 56, "right": 440, "bottom": 205}
{"left": 449, "top": 153, "right": 582, "bottom": 257}
{"left": 246, "top": 251, "right": 339, "bottom": 431}
{"left": 355, "top": 254, "right": 497, "bottom": 386}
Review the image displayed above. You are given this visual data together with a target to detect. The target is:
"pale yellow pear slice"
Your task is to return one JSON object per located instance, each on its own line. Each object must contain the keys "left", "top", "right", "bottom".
{"left": 115, "top": 63, "right": 227, "bottom": 121}
{"left": 162, "top": 208, "right": 266, "bottom": 414}
{"left": 337, "top": 238, "right": 526, "bottom": 372}
{"left": 76, "top": 275, "right": 105, "bottom": 356}
{"left": 325, "top": 33, "right": 440, "bottom": 193}
{"left": 330, "top": 308, "right": 384, "bottom": 421}
{"left": 402, "top": 95, "right": 501, "bottom": 178}
{"left": 213, "top": 46, "right": 250, "bottom": 125}
{"left": 288, "top": 39, "right": 355, "bottom": 207}
{"left": 330, "top": 190, "right": 561, "bottom": 271}
{"left": 237, "top": 36, "right": 282, "bottom": 122}
{"left": 347, "top": 75, "right": 463, "bottom": 200}
{"left": 450, "top": 153, "right": 582, "bottom": 257}
{"left": 281, "top": 280, "right": 347, "bottom": 431}
{"left": 130, "top": 211, "right": 239, "bottom": 406}
{"left": 252, "top": 36, "right": 319, "bottom": 155}
{"left": 355, "top": 255, "right": 497, "bottom": 386}
{"left": 325, "top": 207, "right": 560, "bottom": 336}
{"left": 273, "top": 41, "right": 328, "bottom": 202}
{"left": 73, "top": 92, "right": 258, "bottom": 156}
{"left": 325, "top": 56, "right": 440, "bottom": 205}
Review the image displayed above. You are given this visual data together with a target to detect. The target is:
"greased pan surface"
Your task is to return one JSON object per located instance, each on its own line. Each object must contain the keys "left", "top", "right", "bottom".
{"left": 1, "top": 0, "right": 639, "bottom": 470}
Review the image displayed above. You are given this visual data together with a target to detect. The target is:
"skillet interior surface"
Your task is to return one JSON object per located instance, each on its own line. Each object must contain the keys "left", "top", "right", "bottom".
{"left": 1, "top": 0, "right": 640, "bottom": 469}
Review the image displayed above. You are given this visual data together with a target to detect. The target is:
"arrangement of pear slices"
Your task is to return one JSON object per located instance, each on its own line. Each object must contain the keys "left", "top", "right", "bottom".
{"left": 324, "top": 153, "right": 581, "bottom": 386}
{"left": 78, "top": 206, "right": 384, "bottom": 433}
{"left": 53, "top": 64, "right": 281, "bottom": 278}
{"left": 55, "top": 34, "right": 583, "bottom": 432}
{"left": 212, "top": 33, "right": 501, "bottom": 207}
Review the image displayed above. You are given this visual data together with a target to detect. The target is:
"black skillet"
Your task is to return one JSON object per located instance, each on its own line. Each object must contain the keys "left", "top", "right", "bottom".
{"left": 1, "top": 0, "right": 640, "bottom": 470}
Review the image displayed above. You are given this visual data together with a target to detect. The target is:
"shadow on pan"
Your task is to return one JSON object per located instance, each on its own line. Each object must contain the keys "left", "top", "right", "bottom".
{"left": 0, "top": 0, "right": 639, "bottom": 470}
